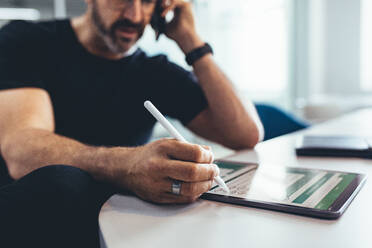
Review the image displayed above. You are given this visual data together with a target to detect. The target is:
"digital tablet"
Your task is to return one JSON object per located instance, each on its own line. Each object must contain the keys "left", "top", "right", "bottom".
{"left": 201, "top": 160, "right": 366, "bottom": 219}
{"left": 295, "top": 135, "right": 372, "bottom": 159}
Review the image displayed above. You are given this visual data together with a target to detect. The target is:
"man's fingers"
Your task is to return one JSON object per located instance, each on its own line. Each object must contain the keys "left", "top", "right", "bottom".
{"left": 138, "top": 178, "right": 212, "bottom": 204}
{"left": 167, "top": 179, "right": 213, "bottom": 196}
{"left": 141, "top": 139, "right": 218, "bottom": 204}
{"left": 158, "top": 139, "right": 214, "bottom": 163}
{"left": 201, "top": 145, "right": 212, "bottom": 151}
{"left": 163, "top": 160, "right": 219, "bottom": 182}
{"left": 161, "top": 0, "right": 178, "bottom": 17}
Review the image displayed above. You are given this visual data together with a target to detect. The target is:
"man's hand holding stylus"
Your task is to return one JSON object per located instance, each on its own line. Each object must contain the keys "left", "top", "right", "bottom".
{"left": 107, "top": 138, "right": 219, "bottom": 203}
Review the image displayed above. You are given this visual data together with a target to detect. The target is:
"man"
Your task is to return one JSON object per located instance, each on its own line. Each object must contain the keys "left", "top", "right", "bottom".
{"left": 0, "top": 0, "right": 263, "bottom": 246}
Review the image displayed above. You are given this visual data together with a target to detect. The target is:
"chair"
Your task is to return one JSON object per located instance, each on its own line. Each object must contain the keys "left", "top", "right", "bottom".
{"left": 255, "top": 103, "right": 310, "bottom": 141}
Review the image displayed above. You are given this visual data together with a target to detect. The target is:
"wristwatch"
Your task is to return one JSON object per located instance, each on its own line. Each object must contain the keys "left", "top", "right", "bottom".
{"left": 185, "top": 43, "right": 213, "bottom": 66}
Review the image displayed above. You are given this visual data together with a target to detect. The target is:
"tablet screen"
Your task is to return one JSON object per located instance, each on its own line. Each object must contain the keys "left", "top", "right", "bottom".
{"left": 209, "top": 161, "right": 358, "bottom": 211}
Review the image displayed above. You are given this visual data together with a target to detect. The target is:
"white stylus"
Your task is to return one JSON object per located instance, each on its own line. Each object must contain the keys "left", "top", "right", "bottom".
{"left": 144, "top": 100, "right": 230, "bottom": 193}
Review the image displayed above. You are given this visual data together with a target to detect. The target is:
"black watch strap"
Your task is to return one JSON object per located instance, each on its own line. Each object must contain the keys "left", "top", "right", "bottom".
{"left": 185, "top": 43, "right": 213, "bottom": 66}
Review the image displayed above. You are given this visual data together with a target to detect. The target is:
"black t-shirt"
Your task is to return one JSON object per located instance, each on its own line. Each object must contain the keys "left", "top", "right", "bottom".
{"left": 0, "top": 20, "right": 207, "bottom": 183}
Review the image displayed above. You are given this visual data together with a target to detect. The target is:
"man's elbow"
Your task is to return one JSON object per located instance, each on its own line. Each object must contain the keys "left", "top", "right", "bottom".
{"left": 1, "top": 140, "right": 26, "bottom": 180}
{"left": 256, "top": 122, "right": 265, "bottom": 143}
{"left": 227, "top": 125, "right": 264, "bottom": 150}
{"left": 238, "top": 132, "right": 262, "bottom": 150}
{"left": 6, "top": 162, "right": 24, "bottom": 180}
{"left": 3, "top": 155, "right": 24, "bottom": 180}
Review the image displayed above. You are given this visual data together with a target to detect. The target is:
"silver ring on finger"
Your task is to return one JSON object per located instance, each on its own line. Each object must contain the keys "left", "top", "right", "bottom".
{"left": 171, "top": 180, "right": 182, "bottom": 195}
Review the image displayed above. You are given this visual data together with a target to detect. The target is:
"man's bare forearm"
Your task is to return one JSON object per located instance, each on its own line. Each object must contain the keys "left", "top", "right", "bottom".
{"left": 164, "top": 1, "right": 262, "bottom": 149}
{"left": 1, "top": 128, "right": 132, "bottom": 182}
{"left": 0, "top": 126, "right": 221, "bottom": 204}
{"left": 194, "top": 55, "right": 263, "bottom": 146}
{"left": 177, "top": 33, "right": 263, "bottom": 149}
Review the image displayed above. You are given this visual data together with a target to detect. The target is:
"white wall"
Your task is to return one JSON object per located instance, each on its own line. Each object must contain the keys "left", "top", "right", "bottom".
{"left": 324, "top": 0, "right": 361, "bottom": 94}
{"left": 293, "top": 0, "right": 371, "bottom": 121}
{"left": 295, "top": 0, "right": 362, "bottom": 97}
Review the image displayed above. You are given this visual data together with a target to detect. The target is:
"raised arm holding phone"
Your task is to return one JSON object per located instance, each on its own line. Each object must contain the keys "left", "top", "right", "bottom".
{"left": 0, "top": 0, "right": 263, "bottom": 246}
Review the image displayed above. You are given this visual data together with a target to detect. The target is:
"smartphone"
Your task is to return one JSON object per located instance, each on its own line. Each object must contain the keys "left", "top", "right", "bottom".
{"left": 150, "top": 0, "right": 166, "bottom": 40}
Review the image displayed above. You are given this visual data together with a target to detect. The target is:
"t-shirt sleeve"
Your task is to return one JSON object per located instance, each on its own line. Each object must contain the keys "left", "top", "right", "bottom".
{"left": 146, "top": 55, "right": 208, "bottom": 126}
{"left": 0, "top": 20, "right": 51, "bottom": 90}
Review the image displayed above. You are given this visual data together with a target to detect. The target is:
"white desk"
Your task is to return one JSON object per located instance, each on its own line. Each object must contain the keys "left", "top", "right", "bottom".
{"left": 99, "top": 109, "right": 372, "bottom": 248}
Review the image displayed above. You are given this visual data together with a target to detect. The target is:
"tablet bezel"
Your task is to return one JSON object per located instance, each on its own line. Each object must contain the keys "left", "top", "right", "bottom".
{"left": 201, "top": 162, "right": 367, "bottom": 219}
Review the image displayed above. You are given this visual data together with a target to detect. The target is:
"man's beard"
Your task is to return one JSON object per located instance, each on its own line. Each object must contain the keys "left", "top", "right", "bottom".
{"left": 91, "top": 2, "right": 146, "bottom": 54}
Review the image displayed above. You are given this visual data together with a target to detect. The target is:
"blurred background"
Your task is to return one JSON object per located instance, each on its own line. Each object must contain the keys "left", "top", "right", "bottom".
{"left": 0, "top": 0, "right": 371, "bottom": 155}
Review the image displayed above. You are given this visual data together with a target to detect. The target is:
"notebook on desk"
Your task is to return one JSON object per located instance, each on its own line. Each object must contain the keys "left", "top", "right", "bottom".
{"left": 295, "top": 136, "right": 372, "bottom": 159}
{"left": 201, "top": 160, "right": 366, "bottom": 219}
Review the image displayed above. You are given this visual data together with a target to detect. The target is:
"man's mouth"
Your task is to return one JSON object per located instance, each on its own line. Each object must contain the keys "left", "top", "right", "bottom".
{"left": 116, "top": 26, "right": 138, "bottom": 40}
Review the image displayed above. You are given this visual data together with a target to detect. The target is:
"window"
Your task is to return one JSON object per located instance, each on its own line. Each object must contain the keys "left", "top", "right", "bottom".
{"left": 139, "top": 0, "right": 290, "bottom": 106}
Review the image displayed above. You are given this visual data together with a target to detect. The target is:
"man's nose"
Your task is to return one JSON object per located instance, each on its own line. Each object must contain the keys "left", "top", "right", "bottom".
{"left": 123, "top": 0, "right": 143, "bottom": 23}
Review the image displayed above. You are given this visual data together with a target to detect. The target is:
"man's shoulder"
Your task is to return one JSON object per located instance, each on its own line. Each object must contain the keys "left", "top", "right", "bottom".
{"left": 0, "top": 19, "right": 69, "bottom": 43}
{"left": 1, "top": 19, "right": 55, "bottom": 33}
{"left": 1, "top": 20, "right": 36, "bottom": 31}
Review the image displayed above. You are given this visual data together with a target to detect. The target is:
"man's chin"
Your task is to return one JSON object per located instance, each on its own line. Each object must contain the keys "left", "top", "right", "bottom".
{"left": 106, "top": 31, "right": 140, "bottom": 54}
{"left": 118, "top": 39, "right": 137, "bottom": 51}
{"left": 107, "top": 36, "right": 136, "bottom": 54}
